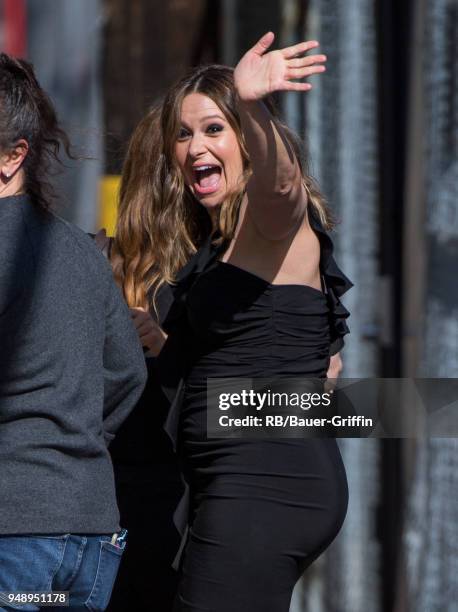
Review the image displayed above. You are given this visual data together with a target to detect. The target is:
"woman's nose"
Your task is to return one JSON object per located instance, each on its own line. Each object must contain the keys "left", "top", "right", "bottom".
{"left": 188, "top": 133, "right": 207, "bottom": 158}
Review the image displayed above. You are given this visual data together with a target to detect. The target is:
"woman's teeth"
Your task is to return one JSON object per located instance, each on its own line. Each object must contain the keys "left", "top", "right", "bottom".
{"left": 193, "top": 166, "right": 222, "bottom": 194}
{"left": 195, "top": 165, "right": 216, "bottom": 171}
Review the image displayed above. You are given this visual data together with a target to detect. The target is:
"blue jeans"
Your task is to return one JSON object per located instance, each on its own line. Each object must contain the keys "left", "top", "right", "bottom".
{"left": 0, "top": 532, "right": 126, "bottom": 611}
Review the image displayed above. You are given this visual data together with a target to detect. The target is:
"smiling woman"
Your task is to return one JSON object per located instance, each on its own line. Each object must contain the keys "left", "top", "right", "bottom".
{"left": 175, "top": 93, "right": 243, "bottom": 206}
{"left": 111, "top": 58, "right": 334, "bottom": 302}
{"left": 108, "top": 32, "right": 352, "bottom": 612}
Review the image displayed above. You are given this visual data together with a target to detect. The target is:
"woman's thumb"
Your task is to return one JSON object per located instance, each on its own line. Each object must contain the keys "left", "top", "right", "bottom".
{"left": 251, "top": 31, "right": 275, "bottom": 56}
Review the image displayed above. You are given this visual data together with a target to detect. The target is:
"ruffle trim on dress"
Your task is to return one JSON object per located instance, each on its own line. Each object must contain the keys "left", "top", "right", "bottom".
{"left": 308, "top": 208, "right": 353, "bottom": 353}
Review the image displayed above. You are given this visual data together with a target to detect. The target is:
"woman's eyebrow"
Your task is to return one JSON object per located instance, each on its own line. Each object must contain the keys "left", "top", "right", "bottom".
{"left": 179, "top": 114, "right": 226, "bottom": 129}
{"left": 199, "top": 114, "right": 226, "bottom": 122}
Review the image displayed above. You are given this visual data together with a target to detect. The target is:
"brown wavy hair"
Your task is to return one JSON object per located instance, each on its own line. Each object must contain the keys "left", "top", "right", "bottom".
{"left": 111, "top": 64, "right": 333, "bottom": 311}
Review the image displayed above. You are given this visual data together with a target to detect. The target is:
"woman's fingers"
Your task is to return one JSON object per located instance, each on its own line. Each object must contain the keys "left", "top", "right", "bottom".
{"left": 139, "top": 328, "right": 167, "bottom": 355}
{"left": 250, "top": 31, "right": 275, "bottom": 56}
{"left": 130, "top": 308, "right": 147, "bottom": 330}
{"left": 235, "top": 34, "right": 325, "bottom": 99}
{"left": 287, "top": 54, "right": 327, "bottom": 69}
{"left": 139, "top": 330, "right": 158, "bottom": 347}
{"left": 326, "top": 353, "right": 343, "bottom": 382}
{"left": 137, "top": 321, "right": 153, "bottom": 336}
{"left": 286, "top": 65, "right": 326, "bottom": 80}
{"left": 129, "top": 306, "right": 167, "bottom": 355}
{"left": 281, "top": 40, "right": 319, "bottom": 59}
{"left": 137, "top": 320, "right": 160, "bottom": 337}
{"left": 282, "top": 43, "right": 326, "bottom": 91}
{"left": 130, "top": 307, "right": 153, "bottom": 330}
{"left": 284, "top": 82, "right": 313, "bottom": 92}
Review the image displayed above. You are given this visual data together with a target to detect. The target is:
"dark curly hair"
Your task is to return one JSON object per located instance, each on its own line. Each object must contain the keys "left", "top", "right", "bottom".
{"left": 0, "top": 53, "right": 73, "bottom": 210}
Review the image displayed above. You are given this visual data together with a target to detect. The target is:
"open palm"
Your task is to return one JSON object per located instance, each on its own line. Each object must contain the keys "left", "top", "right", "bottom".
{"left": 234, "top": 32, "right": 327, "bottom": 101}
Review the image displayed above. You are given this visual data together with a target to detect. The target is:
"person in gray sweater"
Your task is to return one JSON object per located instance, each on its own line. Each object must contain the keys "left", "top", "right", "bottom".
{"left": 0, "top": 54, "right": 147, "bottom": 611}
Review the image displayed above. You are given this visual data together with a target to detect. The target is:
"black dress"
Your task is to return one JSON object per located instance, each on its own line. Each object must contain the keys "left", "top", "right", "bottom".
{"left": 157, "top": 210, "right": 353, "bottom": 612}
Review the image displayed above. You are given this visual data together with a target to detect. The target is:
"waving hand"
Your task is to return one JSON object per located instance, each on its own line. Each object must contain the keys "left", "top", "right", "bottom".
{"left": 234, "top": 31, "right": 326, "bottom": 101}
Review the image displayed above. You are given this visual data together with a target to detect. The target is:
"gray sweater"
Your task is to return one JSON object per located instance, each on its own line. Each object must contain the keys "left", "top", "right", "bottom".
{"left": 0, "top": 194, "right": 147, "bottom": 534}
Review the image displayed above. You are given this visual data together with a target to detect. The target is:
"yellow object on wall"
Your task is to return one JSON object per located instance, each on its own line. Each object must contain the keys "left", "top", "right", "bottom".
{"left": 98, "top": 175, "right": 121, "bottom": 236}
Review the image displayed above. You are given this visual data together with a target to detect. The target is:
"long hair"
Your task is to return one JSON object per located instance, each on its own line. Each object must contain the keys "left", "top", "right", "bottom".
{"left": 111, "top": 64, "right": 333, "bottom": 311}
{"left": 0, "top": 53, "right": 73, "bottom": 211}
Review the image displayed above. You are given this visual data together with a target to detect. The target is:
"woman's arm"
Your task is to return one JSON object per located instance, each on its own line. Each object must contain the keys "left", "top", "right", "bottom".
{"left": 234, "top": 32, "right": 326, "bottom": 239}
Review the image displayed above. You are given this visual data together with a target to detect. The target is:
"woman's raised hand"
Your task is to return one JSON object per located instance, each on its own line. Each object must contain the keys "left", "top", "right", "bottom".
{"left": 233, "top": 32, "right": 326, "bottom": 102}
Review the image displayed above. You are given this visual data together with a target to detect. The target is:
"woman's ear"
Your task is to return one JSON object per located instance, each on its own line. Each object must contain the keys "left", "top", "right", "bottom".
{"left": 1, "top": 139, "right": 29, "bottom": 179}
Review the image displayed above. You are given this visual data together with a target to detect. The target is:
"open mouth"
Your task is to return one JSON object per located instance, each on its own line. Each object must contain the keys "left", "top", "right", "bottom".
{"left": 192, "top": 164, "right": 222, "bottom": 195}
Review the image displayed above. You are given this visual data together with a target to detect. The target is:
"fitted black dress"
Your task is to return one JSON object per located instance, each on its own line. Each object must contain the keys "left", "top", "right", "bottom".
{"left": 157, "top": 209, "right": 353, "bottom": 612}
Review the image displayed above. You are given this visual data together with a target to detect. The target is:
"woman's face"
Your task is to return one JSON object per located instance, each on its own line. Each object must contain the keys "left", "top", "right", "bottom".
{"left": 174, "top": 93, "right": 244, "bottom": 211}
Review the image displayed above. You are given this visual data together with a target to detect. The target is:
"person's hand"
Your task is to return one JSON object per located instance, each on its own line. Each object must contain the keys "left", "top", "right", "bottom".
{"left": 325, "top": 352, "right": 343, "bottom": 394}
{"left": 130, "top": 307, "right": 167, "bottom": 357}
{"left": 233, "top": 31, "right": 326, "bottom": 102}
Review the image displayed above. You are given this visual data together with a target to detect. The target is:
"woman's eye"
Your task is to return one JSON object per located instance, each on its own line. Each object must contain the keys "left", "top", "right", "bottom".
{"left": 177, "top": 128, "right": 190, "bottom": 140}
{"left": 207, "top": 124, "right": 223, "bottom": 134}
